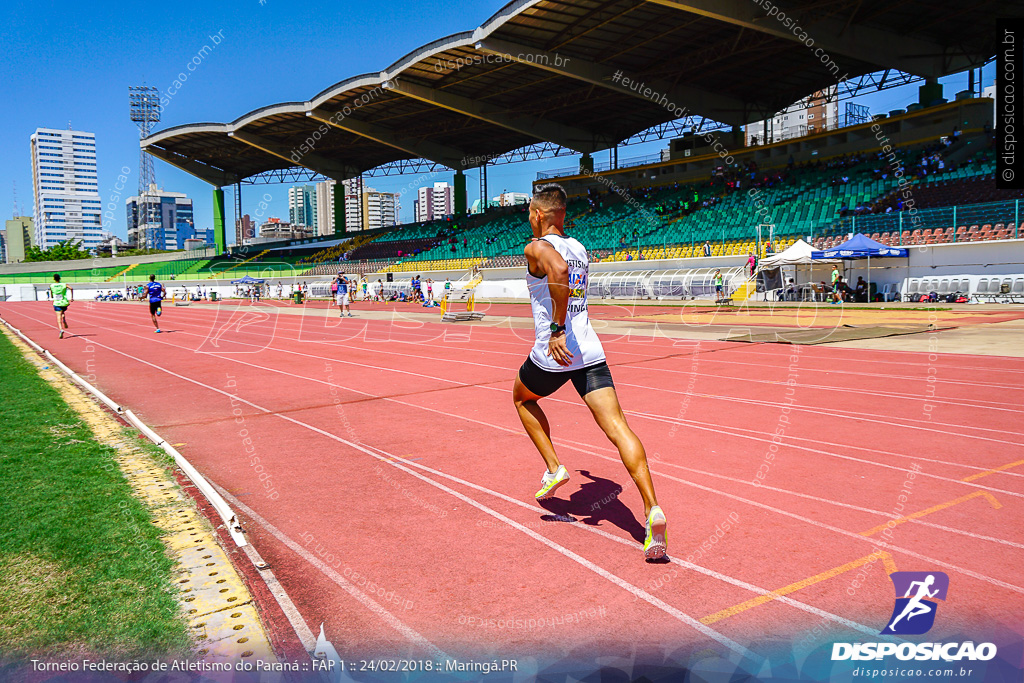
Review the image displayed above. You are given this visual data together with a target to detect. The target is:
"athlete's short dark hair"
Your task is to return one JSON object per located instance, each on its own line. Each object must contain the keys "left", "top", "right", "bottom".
{"left": 53, "top": 274, "right": 61, "bottom": 282}
{"left": 149, "top": 274, "right": 155, "bottom": 281}
{"left": 532, "top": 183, "right": 567, "bottom": 210}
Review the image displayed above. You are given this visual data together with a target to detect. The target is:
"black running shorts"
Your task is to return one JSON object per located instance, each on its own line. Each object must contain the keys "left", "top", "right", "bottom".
{"left": 518, "top": 356, "right": 615, "bottom": 398}
{"left": 149, "top": 300, "right": 162, "bottom": 315}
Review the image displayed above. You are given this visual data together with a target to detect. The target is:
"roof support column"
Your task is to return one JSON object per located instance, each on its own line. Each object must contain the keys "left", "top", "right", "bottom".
{"left": 454, "top": 170, "right": 467, "bottom": 219}
{"left": 213, "top": 188, "right": 227, "bottom": 254}
{"left": 334, "top": 181, "right": 346, "bottom": 236}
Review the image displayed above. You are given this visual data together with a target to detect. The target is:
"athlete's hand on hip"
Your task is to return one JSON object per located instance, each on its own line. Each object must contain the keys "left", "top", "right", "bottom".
{"left": 547, "top": 332, "right": 574, "bottom": 366}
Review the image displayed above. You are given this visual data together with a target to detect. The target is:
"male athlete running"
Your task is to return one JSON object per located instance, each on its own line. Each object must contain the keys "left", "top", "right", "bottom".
{"left": 145, "top": 274, "right": 164, "bottom": 333}
{"left": 512, "top": 183, "right": 667, "bottom": 560}
{"left": 50, "top": 274, "right": 73, "bottom": 339}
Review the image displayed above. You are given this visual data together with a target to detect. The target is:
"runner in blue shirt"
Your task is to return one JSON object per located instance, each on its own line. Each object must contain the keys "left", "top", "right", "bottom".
{"left": 335, "top": 272, "right": 352, "bottom": 317}
{"left": 145, "top": 274, "right": 165, "bottom": 333}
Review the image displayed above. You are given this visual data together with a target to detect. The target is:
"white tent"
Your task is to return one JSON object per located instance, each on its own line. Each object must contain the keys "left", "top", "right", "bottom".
{"left": 759, "top": 239, "right": 838, "bottom": 267}
{"left": 758, "top": 239, "right": 839, "bottom": 301}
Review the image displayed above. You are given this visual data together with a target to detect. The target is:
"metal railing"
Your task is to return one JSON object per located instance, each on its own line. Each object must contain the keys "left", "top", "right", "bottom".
{"left": 826, "top": 199, "right": 1021, "bottom": 243}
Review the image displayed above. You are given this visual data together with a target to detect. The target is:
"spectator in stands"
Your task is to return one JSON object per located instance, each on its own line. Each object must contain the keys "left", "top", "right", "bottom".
{"left": 702, "top": 240, "right": 712, "bottom": 257}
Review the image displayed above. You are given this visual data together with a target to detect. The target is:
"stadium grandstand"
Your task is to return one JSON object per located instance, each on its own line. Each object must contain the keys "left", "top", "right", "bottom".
{"left": 2, "top": 0, "right": 1017, "bottom": 306}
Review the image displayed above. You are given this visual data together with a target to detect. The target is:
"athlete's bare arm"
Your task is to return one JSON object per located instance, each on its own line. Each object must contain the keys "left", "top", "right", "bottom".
{"left": 525, "top": 239, "right": 572, "bottom": 366}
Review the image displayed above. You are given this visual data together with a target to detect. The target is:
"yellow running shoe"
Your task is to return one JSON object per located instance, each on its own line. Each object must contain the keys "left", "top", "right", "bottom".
{"left": 643, "top": 505, "right": 667, "bottom": 559}
{"left": 535, "top": 465, "right": 569, "bottom": 501}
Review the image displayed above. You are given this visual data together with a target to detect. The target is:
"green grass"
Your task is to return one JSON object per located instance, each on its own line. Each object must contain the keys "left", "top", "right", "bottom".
{"left": 0, "top": 331, "right": 191, "bottom": 659}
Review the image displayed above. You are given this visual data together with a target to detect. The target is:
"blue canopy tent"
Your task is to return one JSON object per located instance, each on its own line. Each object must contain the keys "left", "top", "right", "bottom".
{"left": 231, "top": 275, "right": 265, "bottom": 284}
{"left": 811, "top": 234, "right": 908, "bottom": 301}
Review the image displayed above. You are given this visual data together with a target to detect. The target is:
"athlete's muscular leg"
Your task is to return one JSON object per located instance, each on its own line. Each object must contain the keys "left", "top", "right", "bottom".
{"left": 582, "top": 387, "right": 658, "bottom": 516}
{"left": 513, "top": 374, "right": 561, "bottom": 473}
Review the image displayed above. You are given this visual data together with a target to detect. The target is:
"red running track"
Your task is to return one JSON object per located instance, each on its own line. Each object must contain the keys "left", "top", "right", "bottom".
{"left": 2, "top": 299, "right": 1023, "bottom": 664}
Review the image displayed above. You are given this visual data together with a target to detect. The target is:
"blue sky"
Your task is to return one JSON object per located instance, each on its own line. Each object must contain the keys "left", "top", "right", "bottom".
{"left": 0, "top": 0, "right": 992, "bottom": 239}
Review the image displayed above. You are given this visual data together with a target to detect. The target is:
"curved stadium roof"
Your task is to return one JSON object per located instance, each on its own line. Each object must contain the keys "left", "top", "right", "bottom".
{"left": 143, "top": 0, "right": 1004, "bottom": 186}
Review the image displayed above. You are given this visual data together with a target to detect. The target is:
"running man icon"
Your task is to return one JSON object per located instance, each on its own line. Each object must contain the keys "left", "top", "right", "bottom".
{"left": 881, "top": 572, "right": 949, "bottom": 635}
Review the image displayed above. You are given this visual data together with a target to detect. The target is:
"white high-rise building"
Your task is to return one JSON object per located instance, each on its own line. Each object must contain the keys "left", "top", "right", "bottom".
{"left": 31, "top": 127, "right": 107, "bottom": 249}
{"left": 745, "top": 87, "right": 840, "bottom": 145}
{"left": 343, "top": 178, "right": 365, "bottom": 231}
{"left": 414, "top": 182, "right": 453, "bottom": 222}
{"left": 288, "top": 185, "right": 318, "bottom": 232}
{"left": 315, "top": 180, "right": 337, "bottom": 236}
{"left": 364, "top": 188, "right": 399, "bottom": 230}
{"left": 341, "top": 178, "right": 400, "bottom": 231}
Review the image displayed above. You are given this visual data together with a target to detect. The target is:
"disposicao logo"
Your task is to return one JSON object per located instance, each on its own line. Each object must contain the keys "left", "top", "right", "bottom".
{"left": 881, "top": 571, "right": 948, "bottom": 635}
{"left": 831, "top": 571, "right": 997, "bottom": 662}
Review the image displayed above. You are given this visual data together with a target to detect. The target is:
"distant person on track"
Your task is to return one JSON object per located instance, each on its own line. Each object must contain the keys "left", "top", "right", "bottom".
{"left": 146, "top": 274, "right": 164, "bottom": 333}
{"left": 335, "top": 272, "right": 352, "bottom": 317}
{"left": 512, "top": 183, "right": 667, "bottom": 560}
{"left": 714, "top": 269, "right": 724, "bottom": 299}
{"left": 747, "top": 252, "right": 756, "bottom": 277}
{"left": 50, "top": 274, "right": 73, "bottom": 339}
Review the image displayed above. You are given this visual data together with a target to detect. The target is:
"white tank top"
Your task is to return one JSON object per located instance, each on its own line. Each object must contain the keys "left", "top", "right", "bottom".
{"left": 527, "top": 234, "right": 606, "bottom": 372}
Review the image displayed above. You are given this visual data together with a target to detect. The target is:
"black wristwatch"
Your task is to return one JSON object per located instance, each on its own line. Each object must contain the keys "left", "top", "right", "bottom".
{"left": 550, "top": 323, "right": 566, "bottom": 334}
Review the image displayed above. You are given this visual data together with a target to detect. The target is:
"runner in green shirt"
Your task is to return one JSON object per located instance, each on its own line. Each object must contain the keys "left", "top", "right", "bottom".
{"left": 50, "top": 274, "right": 73, "bottom": 339}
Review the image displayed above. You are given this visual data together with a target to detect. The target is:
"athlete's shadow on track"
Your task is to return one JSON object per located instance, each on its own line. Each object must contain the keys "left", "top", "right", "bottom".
{"left": 538, "top": 470, "right": 645, "bottom": 542}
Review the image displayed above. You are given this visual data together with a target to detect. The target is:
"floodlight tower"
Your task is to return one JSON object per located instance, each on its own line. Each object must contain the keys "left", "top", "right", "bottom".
{"left": 129, "top": 86, "right": 160, "bottom": 250}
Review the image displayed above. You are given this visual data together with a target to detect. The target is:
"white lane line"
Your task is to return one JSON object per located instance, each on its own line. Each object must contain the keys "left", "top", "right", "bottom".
{"left": 222, "top": 487, "right": 446, "bottom": 659}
